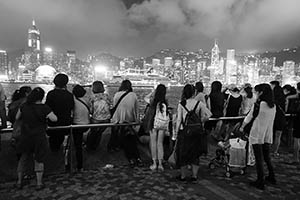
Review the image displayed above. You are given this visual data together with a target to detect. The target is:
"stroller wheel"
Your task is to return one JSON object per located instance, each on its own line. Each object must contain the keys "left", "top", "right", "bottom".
{"left": 209, "top": 163, "right": 216, "bottom": 169}
{"left": 225, "top": 171, "right": 231, "bottom": 178}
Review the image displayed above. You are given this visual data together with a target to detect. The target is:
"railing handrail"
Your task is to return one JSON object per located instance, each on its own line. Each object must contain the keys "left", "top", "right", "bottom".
{"left": 0, "top": 114, "right": 295, "bottom": 134}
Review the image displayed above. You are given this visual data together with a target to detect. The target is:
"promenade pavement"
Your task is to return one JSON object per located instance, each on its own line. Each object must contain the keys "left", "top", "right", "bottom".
{"left": 0, "top": 146, "right": 299, "bottom": 200}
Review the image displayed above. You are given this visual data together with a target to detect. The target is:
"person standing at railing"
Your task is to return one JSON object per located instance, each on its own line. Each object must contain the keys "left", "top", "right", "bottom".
{"left": 86, "top": 81, "right": 112, "bottom": 152}
{"left": 206, "top": 81, "right": 225, "bottom": 139}
{"left": 46, "top": 74, "right": 74, "bottom": 152}
{"left": 72, "top": 85, "right": 90, "bottom": 172}
{"left": 240, "top": 85, "right": 255, "bottom": 116}
{"left": 194, "top": 82, "right": 207, "bottom": 107}
{"left": 144, "top": 84, "right": 168, "bottom": 171}
{"left": 270, "top": 81, "right": 286, "bottom": 157}
{"left": 173, "top": 84, "right": 211, "bottom": 182}
{"left": 286, "top": 82, "right": 300, "bottom": 165}
{"left": 7, "top": 86, "right": 32, "bottom": 148}
{"left": 240, "top": 83, "right": 276, "bottom": 190}
{"left": 111, "top": 80, "right": 142, "bottom": 167}
{"left": 15, "top": 87, "right": 57, "bottom": 190}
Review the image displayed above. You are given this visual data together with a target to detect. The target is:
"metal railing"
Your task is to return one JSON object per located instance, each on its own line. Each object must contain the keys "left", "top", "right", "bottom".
{"left": 0, "top": 114, "right": 295, "bottom": 174}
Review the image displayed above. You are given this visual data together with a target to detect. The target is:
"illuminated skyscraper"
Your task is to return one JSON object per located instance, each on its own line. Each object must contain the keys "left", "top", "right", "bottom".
{"left": 211, "top": 40, "right": 220, "bottom": 68}
{"left": 28, "top": 20, "right": 41, "bottom": 51}
{"left": 225, "top": 49, "right": 237, "bottom": 84}
{"left": 0, "top": 50, "right": 8, "bottom": 75}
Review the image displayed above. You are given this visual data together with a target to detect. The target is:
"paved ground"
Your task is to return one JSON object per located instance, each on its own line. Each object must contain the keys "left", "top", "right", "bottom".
{"left": 0, "top": 148, "right": 300, "bottom": 200}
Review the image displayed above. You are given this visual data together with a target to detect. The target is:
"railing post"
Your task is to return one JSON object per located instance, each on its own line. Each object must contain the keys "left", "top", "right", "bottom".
{"left": 69, "top": 125, "right": 73, "bottom": 174}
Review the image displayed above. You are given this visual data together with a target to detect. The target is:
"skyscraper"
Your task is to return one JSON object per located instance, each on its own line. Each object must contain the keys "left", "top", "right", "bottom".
{"left": 211, "top": 40, "right": 220, "bottom": 68}
{"left": 225, "top": 49, "right": 237, "bottom": 84}
{"left": 28, "top": 20, "right": 41, "bottom": 51}
{"left": 0, "top": 50, "right": 8, "bottom": 75}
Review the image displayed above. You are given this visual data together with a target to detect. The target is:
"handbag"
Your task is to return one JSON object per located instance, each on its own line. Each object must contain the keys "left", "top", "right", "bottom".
{"left": 110, "top": 91, "right": 130, "bottom": 117}
{"left": 153, "top": 103, "right": 169, "bottom": 131}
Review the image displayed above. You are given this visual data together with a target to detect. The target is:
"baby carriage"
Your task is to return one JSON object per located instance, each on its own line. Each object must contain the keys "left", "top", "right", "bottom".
{"left": 208, "top": 122, "right": 248, "bottom": 178}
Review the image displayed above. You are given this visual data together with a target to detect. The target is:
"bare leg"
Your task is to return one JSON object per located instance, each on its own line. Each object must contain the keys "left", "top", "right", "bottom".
{"left": 34, "top": 161, "right": 44, "bottom": 186}
{"left": 157, "top": 130, "right": 165, "bottom": 170}
{"left": 191, "top": 164, "right": 200, "bottom": 178}
{"left": 150, "top": 129, "right": 158, "bottom": 170}
{"left": 273, "top": 130, "right": 282, "bottom": 154}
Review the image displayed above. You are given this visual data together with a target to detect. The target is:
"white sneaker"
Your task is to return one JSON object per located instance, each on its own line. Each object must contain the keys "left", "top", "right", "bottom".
{"left": 150, "top": 163, "right": 157, "bottom": 171}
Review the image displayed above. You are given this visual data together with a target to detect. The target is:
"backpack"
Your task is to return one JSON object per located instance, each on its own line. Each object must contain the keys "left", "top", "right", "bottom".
{"left": 153, "top": 103, "right": 169, "bottom": 131}
{"left": 180, "top": 101, "right": 203, "bottom": 136}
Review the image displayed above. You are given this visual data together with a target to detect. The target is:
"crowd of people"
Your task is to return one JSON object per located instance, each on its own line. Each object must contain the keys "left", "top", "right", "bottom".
{"left": 0, "top": 73, "right": 300, "bottom": 191}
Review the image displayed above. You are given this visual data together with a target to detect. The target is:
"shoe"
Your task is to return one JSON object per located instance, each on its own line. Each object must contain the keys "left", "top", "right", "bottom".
{"left": 190, "top": 177, "right": 198, "bottom": 183}
{"left": 273, "top": 152, "right": 280, "bottom": 157}
{"left": 249, "top": 180, "right": 264, "bottom": 190}
{"left": 36, "top": 184, "right": 45, "bottom": 191}
{"left": 14, "top": 182, "right": 23, "bottom": 190}
{"left": 265, "top": 176, "right": 277, "bottom": 185}
{"left": 129, "top": 160, "right": 136, "bottom": 168}
{"left": 136, "top": 159, "right": 143, "bottom": 167}
{"left": 175, "top": 175, "right": 187, "bottom": 182}
{"left": 158, "top": 165, "right": 164, "bottom": 171}
{"left": 150, "top": 163, "right": 157, "bottom": 171}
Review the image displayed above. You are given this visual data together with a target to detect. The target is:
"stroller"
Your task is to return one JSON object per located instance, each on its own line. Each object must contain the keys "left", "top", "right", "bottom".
{"left": 208, "top": 122, "right": 248, "bottom": 178}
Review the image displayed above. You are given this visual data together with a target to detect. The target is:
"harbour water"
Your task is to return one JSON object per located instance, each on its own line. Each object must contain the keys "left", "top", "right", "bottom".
{"left": 1, "top": 83, "right": 184, "bottom": 116}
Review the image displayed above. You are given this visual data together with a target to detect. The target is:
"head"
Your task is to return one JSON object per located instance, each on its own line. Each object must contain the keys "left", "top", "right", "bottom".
{"left": 243, "top": 86, "right": 253, "bottom": 99}
{"left": 153, "top": 84, "right": 167, "bottom": 111}
{"left": 53, "top": 73, "right": 69, "bottom": 88}
{"left": 92, "top": 81, "right": 105, "bottom": 94}
{"left": 195, "top": 82, "right": 204, "bottom": 93}
{"left": 282, "top": 84, "right": 297, "bottom": 96}
{"left": 26, "top": 87, "right": 45, "bottom": 104}
{"left": 270, "top": 80, "right": 280, "bottom": 90}
{"left": 119, "top": 80, "right": 133, "bottom": 92}
{"left": 181, "top": 84, "right": 195, "bottom": 106}
{"left": 230, "top": 87, "right": 240, "bottom": 94}
{"left": 254, "top": 83, "right": 274, "bottom": 108}
{"left": 72, "top": 85, "right": 86, "bottom": 98}
{"left": 210, "top": 81, "right": 222, "bottom": 94}
{"left": 11, "top": 86, "right": 32, "bottom": 102}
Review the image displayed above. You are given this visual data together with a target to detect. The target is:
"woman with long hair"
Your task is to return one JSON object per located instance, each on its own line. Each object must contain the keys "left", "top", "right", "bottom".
{"left": 174, "top": 84, "right": 211, "bottom": 182}
{"left": 111, "top": 80, "right": 142, "bottom": 167}
{"left": 147, "top": 84, "right": 168, "bottom": 171}
{"left": 15, "top": 87, "right": 57, "bottom": 189}
{"left": 240, "top": 83, "right": 276, "bottom": 190}
{"left": 240, "top": 86, "right": 255, "bottom": 115}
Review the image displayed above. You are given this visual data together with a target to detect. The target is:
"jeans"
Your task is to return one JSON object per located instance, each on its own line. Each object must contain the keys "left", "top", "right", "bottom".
{"left": 252, "top": 143, "right": 275, "bottom": 183}
{"left": 73, "top": 128, "right": 87, "bottom": 170}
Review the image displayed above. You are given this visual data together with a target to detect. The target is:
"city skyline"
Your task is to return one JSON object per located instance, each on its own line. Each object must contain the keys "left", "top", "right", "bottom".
{"left": 1, "top": 0, "right": 300, "bottom": 58}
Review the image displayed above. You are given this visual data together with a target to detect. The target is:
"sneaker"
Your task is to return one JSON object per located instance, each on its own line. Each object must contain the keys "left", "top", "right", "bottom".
{"left": 265, "top": 176, "right": 277, "bottom": 185}
{"left": 175, "top": 175, "right": 187, "bottom": 182}
{"left": 249, "top": 180, "right": 265, "bottom": 190}
{"left": 150, "top": 163, "right": 157, "bottom": 171}
{"left": 158, "top": 165, "right": 164, "bottom": 171}
{"left": 190, "top": 177, "right": 198, "bottom": 183}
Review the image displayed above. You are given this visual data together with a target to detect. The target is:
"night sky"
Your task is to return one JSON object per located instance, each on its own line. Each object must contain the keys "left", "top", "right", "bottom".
{"left": 0, "top": 0, "right": 300, "bottom": 58}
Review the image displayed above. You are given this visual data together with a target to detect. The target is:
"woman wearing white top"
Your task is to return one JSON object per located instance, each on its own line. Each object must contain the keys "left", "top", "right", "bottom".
{"left": 240, "top": 83, "right": 276, "bottom": 190}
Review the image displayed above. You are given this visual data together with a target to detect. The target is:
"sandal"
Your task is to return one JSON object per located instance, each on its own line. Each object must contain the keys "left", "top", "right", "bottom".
{"left": 36, "top": 184, "right": 45, "bottom": 191}
{"left": 14, "top": 182, "right": 23, "bottom": 190}
{"left": 175, "top": 175, "right": 187, "bottom": 182}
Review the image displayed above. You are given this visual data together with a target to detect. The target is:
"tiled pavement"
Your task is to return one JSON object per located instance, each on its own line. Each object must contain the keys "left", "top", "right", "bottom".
{"left": 0, "top": 151, "right": 300, "bottom": 200}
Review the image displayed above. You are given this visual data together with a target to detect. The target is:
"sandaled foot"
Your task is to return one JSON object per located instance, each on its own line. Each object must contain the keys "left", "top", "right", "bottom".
{"left": 157, "top": 165, "right": 164, "bottom": 171}
{"left": 150, "top": 163, "right": 157, "bottom": 171}
{"left": 36, "top": 184, "right": 45, "bottom": 191}
{"left": 14, "top": 182, "right": 23, "bottom": 190}
{"left": 175, "top": 175, "right": 187, "bottom": 182}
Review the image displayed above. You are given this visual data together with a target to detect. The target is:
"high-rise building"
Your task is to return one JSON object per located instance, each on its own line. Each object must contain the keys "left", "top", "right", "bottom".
{"left": 225, "top": 49, "right": 237, "bottom": 84}
{"left": 28, "top": 20, "right": 41, "bottom": 51}
{"left": 67, "top": 50, "right": 76, "bottom": 72}
{"left": 0, "top": 50, "right": 8, "bottom": 75}
{"left": 211, "top": 40, "right": 220, "bottom": 69}
{"left": 282, "top": 60, "right": 296, "bottom": 84}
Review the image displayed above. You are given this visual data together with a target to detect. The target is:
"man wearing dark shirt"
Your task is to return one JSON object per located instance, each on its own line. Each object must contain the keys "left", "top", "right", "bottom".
{"left": 46, "top": 74, "right": 74, "bottom": 152}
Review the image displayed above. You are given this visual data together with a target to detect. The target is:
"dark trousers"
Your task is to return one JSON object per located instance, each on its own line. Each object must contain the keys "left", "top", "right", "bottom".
{"left": 108, "top": 127, "right": 121, "bottom": 150}
{"left": 119, "top": 126, "right": 140, "bottom": 161}
{"left": 252, "top": 143, "right": 275, "bottom": 183}
{"left": 86, "top": 119, "right": 109, "bottom": 150}
{"left": 0, "top": 100, "right": 7, "bottom": 128}
{"left": 48, "top": 130, "right": 67, "bottom": 152}
{"left": 73, "top": 128, "right": 87, "bottom": 170}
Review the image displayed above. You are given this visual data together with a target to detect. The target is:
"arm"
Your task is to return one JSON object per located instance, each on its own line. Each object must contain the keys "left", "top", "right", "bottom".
{"left": 200, "top": 103, "right": 212, "bottom": 122}
{"left": 144, "top": 91, "right": 154, "bottom": 104}
{"left": 286, "top": 94, "right": 298, "bottom": 100}
{"left": 239, "top": 104, "right": 255, "bottom": 132}
{"left": 134, "top": 94, "right": 139, "bottom": 122}
{"left": 173, "top": 104, "right": 182, "bottom": 140}
{"left": 15, "top": 109, "right": 21, "bottom": 120}
{"left": 207, "top": 96, "right": 211, "bottom": 111}
{"left": 47, "top": 111, "right": 57, "bottom": 122}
